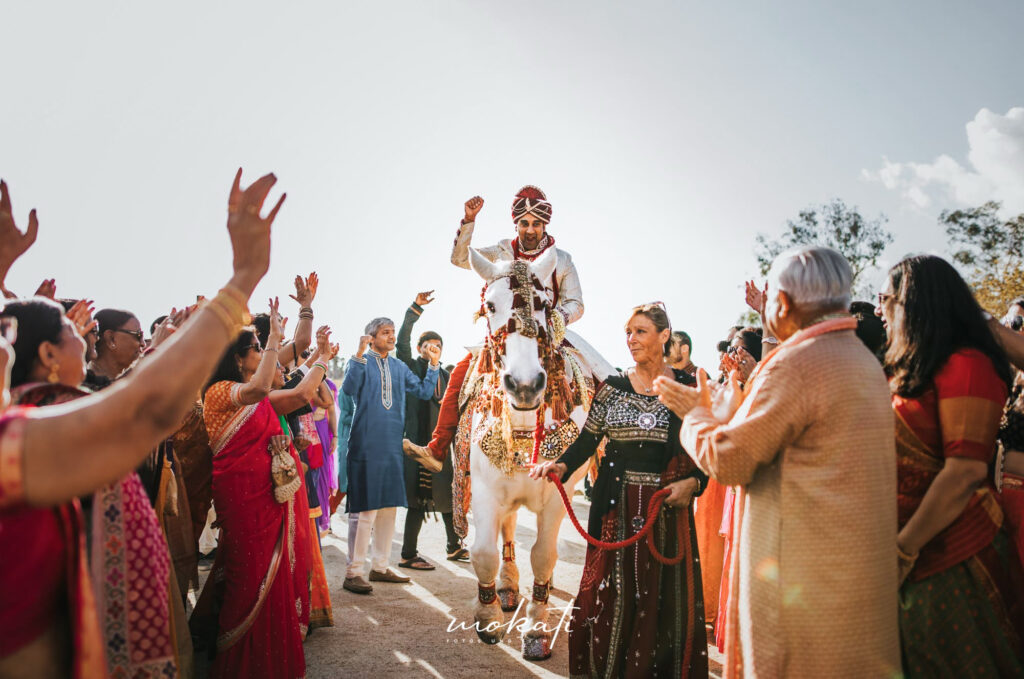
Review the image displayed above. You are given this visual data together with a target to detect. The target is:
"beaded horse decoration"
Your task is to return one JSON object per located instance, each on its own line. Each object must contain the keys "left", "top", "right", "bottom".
{"left": 455, "top": 245, "right": 600, "bottom": 661}
{"left": 467, "top": 258, "right": 594, "bottom": 475}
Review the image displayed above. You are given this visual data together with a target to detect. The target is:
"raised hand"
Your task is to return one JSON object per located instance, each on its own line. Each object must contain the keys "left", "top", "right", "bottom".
{"left": 290, "top": 272, "right": 318, "bottom": 307}
{"left": 424, "top": 342, "right": 441, "bottom": 365}
{"left": 150, "top": 310, "right": 179, "bottom": 348}
{"left": 356, "top": 334, "right": 372, "bottom": 358}
{"left": 226, "top": 169, "right": 286, "bottom": 296}
{"left": 267, "top": 297, "right": 284, "bottom": 346}
{"left": 326, "top": 343, "right": 340, "bottom": 361}
{"left": 464, "top": 196, "right": 484, "bottom": 222}
{"left": 745, "top": 280, "right": 768, "bottom": 316}
{"left": 732, "top": 346, "right": 757, "bottom": 382}
{"left": 0, "top": 180, "right": 40, "bottom": 297}
{"left": 34, "top": 278, "right": 56, "bottom": 299}
{"left": 315, "top": 325, "right": 332, "bottom": 355}
{"left": 415, "top": 290, "right": 435, "bottom": 306}
{"left": 66, "top": 299, "right": 97, "bottom": 337}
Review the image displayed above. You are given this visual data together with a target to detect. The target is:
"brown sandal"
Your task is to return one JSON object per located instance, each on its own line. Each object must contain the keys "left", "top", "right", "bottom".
{"left": 398, "top": 556, "right": 436, "bottom": 570}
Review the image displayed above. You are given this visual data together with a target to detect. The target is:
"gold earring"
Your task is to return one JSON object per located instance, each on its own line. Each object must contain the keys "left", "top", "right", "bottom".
{"left": 48, "top": 362, "right": 60, "bottom": 384}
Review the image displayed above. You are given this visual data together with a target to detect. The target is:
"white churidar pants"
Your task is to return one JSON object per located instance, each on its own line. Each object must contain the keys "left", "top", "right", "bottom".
{"left": 345, "top": 507, "right": 398, "bottom": 578}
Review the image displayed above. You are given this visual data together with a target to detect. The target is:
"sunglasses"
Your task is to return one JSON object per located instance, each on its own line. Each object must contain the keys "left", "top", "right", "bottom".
{"left": 633, "top": 300, "right": 667, "bottom": 312}
{"left": 113, "top": 328, "right": 144, "bottom": 342}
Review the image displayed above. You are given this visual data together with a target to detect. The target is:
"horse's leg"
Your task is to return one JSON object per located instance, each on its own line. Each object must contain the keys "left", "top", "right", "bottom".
{"left": 471, "top": 491, "right": 506, "bottom": 644}
{"left": 497, "top": 512, "right": 520, "bottom": 612}
{"left": 521, "top": 492, "right": 565, "bottom": 661}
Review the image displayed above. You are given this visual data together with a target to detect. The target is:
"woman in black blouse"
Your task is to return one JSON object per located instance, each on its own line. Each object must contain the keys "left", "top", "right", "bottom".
{"left": 532, "top": 302, "right": 709, "bottom": 678}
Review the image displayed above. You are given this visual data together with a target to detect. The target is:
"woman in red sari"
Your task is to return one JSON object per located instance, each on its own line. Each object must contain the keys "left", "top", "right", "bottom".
{"left": 0, "top": 171, "right": 283, "bottom": 678}
{"left": 199, "top": 302, "right": 335, "bottom": 679}
{"left": 878, "top": 255, "right": 1024, "bottom": 676}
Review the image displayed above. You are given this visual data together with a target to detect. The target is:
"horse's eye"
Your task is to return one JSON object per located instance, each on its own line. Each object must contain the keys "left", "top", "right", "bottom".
{"left": 486, "top": 302, "right": 496, "bottom": 314}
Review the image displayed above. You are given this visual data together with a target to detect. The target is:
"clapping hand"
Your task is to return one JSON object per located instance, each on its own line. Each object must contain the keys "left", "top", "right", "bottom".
{"left": 65, "top": 299, "right": 97, "bottom": 338}
{"left": 268, "top": 297, "right": 285, "bottom": 346}
{"left": 696, "top": 369, "right": 744, "bottom": 423}
{"left": 0, "top": 180, "right": 40, "bottom": 298}
{"left": 653, "top": 376, "right": 700, "bottom": 419}
{"left": 415, "top": 290, "right": 435, "bottom": 306}
{"left": 315, "top": 325, "right": 332, "bottom": 356}
{"left": 290, "top": 272, "right": 318, "bottom": 307}
{"left": 34, "top": 279, "right": 56, "bottom": 299}
{"left": 745, "top": 280, "right": 767, "bottom": 316}
{"left": 226, "top": 169, "right": 286, "bottom": 295}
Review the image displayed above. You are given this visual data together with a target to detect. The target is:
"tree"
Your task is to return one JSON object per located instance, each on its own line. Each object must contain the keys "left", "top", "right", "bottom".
{"left": 941, "top": 201, "right": 1024, "bottom": 314}
{"left": 755, "top": 199, "right": 893, "bottom": 298}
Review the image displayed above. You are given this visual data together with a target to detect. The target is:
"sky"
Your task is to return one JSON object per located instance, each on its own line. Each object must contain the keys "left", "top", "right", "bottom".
{"left": 2, "top": 1, "right": 1022, "bottom": 370}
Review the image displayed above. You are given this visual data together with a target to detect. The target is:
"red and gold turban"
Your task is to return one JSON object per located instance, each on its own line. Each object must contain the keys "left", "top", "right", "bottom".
{"left": 511, "top": 185, "right": 552, "bottom": 224}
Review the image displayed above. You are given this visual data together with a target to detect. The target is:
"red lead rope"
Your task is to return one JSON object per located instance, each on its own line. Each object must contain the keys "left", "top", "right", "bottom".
{"left": 545, "top": 471, "right": 687, "bottom": 566}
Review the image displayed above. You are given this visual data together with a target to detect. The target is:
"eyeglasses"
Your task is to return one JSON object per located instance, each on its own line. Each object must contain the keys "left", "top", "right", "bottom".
{"left": 113, "top": 328, "right": 144, "bottom": 342}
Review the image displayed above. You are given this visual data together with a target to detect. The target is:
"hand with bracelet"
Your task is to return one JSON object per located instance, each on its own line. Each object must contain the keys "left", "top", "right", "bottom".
{"left": 6, "top": 168, "right": 284, "bottom": 506}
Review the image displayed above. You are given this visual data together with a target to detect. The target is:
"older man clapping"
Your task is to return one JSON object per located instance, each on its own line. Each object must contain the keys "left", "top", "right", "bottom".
{"left": 656, "top": 246, "right": 900, "bottom": 679}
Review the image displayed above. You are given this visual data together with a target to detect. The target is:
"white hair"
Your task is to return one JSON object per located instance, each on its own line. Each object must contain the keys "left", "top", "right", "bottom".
{"left": 364, "top": 317, "right": 394, "bottom": 337}
{"left": 767, "top": 246, "right": 852, "bottom": 313}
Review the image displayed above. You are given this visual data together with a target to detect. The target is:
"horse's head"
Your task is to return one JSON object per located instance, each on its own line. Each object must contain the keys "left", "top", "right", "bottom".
{"left": 469, "top": 246, "right": 558, "bottom": 411}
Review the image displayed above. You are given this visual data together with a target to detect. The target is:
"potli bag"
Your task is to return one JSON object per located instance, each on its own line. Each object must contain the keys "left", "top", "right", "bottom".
{"left": 269, "top": 434, "right": 301, "bottom": 503}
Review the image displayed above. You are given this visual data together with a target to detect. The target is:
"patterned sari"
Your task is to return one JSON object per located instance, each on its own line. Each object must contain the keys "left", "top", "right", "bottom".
{"left": 0, "top": 409, "right": 106, "bottom": 679}
{"left": 893, "top": 349, "right": 1024, "bottom": 676}
{"left": 12, "top": 382, "right": 180, "bottom": 678}
{"left": 200, "top": 381, "right": 310, "bottom": 679}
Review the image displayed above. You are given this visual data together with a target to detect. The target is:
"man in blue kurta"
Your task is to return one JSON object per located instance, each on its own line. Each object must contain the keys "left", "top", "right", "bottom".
{"left": 342, "top": 316, "right": 440, "bottom": 594}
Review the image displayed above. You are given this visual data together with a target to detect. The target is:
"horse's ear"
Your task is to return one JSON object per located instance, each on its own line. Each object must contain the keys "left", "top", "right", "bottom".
{"left": 468, "top": 247, "right": 501, "bottom": 281}
{"left": 531, "top": 246, "right": 557, "bottom": 283}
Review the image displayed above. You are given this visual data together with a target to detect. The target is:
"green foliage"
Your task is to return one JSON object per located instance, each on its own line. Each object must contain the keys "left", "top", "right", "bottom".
{"left": 940, "top": 201, "right": 1024, "bottom": 314}
{"left": 736, "top": 310, "right": 761, "bottom": 327}
{"left": 755, "top": 199, "right": 893, "bottom": 298}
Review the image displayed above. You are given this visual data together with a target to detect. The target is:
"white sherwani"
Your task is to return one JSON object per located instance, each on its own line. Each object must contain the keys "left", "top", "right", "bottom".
{"left": 451, "top": 221, "right": 584, "bottom": 325}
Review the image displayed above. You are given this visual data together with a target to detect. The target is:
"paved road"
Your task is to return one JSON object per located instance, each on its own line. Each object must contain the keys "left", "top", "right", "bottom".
{"left": 297, "top": 497, "right": 724, "bottom": 678}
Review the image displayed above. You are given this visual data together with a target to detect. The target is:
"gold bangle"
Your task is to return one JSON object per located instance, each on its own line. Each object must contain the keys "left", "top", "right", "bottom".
{"left": 210, "top": 294, "right": 247, "bottom": 328}
{"left": 221, "top": 284, "right": 249, "bottom": 307}
{"left": 214, "top": 290, "right": 251, "bottom": 326}
{"left": 205, "top": 298, "right": 240, "bottom": 335}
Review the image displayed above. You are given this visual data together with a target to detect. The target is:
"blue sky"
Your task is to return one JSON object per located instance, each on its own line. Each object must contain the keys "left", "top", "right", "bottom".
{"left": 3, "top": 1, "right": 1021, "bottom": 369}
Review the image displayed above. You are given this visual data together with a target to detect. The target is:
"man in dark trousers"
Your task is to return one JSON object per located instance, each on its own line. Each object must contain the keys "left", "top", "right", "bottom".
{"left": 397, "top": 291, "right": 469, "bottom": 570}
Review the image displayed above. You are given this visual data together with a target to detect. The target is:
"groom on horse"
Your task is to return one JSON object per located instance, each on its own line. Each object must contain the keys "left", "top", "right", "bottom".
{"left": 403, "top": 185, "right": 586, "bottom": 469}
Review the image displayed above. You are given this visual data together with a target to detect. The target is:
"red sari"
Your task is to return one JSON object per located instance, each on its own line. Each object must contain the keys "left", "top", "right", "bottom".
{"left": 0, "top": 409, "right": 107, "bottom": 679}
{"left": 893, "top": 349, "right": 1024, "bottom": 676}
{"left": 202, "top": 381, "right": 310, "bottom": 679}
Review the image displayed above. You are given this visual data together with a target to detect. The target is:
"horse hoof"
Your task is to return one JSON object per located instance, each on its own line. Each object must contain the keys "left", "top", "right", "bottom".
{"left": 522, "top": 633, "right": 552, "bottom": 661}
{"left": 476, "top": 625, "right": 506, "bottom": 645}
{"left": 497, "top": 588, "right": 519, "bottom": 612}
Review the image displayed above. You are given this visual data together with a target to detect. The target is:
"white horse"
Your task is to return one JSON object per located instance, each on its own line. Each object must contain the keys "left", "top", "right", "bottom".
{"left": 460, "top": 246, "right": 613, "bottom": 660}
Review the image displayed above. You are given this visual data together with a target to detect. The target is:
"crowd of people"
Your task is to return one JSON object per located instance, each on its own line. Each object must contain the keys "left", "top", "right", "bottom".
{"left": 0, "top": 172, "right": 1022, "bottom": 679}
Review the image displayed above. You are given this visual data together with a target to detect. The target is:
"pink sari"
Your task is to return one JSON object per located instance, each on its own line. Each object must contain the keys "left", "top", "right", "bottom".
{"left": 201, "top": 382, "right": 310, "bottom": 679}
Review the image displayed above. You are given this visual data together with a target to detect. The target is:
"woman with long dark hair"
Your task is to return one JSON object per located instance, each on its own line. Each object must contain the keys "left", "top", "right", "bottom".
{"left": 196, "top": 301, "right": 337, "bottom": 679}
{"left": 0, "top": 170, "right": 282, "bottom": 679}
{"left": 877, "top": 255, "right": 1024, "bottom": 676}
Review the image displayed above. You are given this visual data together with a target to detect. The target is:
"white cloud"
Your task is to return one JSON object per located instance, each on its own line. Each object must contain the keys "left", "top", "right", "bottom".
{"left": 863, "top": 107, "right": 1024, "bottom": 214}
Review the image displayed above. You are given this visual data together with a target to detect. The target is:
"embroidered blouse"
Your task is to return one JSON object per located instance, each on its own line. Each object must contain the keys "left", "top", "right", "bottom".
{"left": 557, "top": 370, "right": 707, "bottom": 538}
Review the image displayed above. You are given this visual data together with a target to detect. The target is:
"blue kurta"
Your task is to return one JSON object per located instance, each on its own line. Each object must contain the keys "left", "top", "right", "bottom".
{"left": 342, "top": 349, "right": 439, "bottom": 513}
